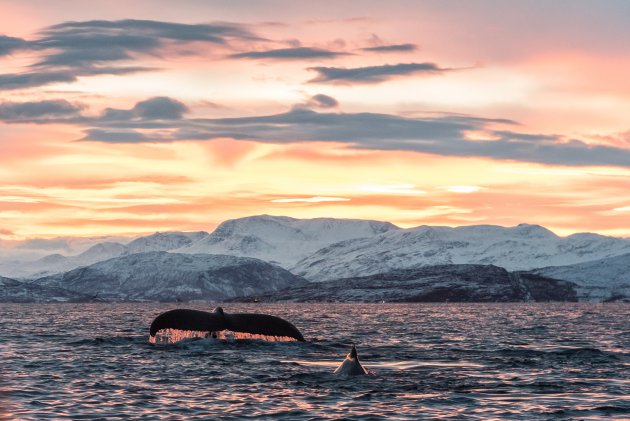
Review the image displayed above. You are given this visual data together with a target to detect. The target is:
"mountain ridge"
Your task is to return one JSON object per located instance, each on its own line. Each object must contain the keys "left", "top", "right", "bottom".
{"left": 230, "top": 264, "right": 578, "bottom": 303}
{"left": 291, "top": 223, "right": 630, "bottom": 281}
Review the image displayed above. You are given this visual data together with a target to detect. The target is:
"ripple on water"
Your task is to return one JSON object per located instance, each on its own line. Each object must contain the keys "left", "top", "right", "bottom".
{"left": 0, "top": 302, "right": 628, "bottom": 420}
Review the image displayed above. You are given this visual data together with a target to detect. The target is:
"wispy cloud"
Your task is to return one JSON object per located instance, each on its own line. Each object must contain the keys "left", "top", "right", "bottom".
{"left": 81, "top": 129, "right": 157, "bottom": 143}
{"left": 271, "top": 196, "right": 350, "bottom": 203}
{"left": 358, "top": 184, "right": 426, "bottom": 195}
{"left": 4, "top": 95, "right": 630, "bottom": 168}
{"left": 308, "top": 62, "right": 452, "bottom": 84}
{"left": 0, "top": 100, "right": 83, "bottom": 121}
{"left": 444, "top": 185, "right": 486, "bottom": 194}
{"left": 361, "top": 43, "right": 418, "bottom": 53}
{"left": 0, "top": 19, "right": 257, "bottom": 91}
{"left": 230, "top": 47, "right": 348, "bottom": 60}
{"left": 0, "top": 66, "right": 152, "bottom": 90}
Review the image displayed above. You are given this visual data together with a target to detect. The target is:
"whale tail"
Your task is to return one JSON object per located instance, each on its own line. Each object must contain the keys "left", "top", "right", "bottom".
{"left": 149, "top": 308, "right": 305, "bottom": 342}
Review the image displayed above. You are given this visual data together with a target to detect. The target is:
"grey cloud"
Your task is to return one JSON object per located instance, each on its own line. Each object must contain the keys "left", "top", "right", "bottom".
{"left": 84, "top": 108, "right": 484, "bottom": 143}
{"left": 0, "top": 66, "right": 151, "bottom": 91}
{"left": 81, "top": 104, "right": 630, "bottom": 168}
{"left": 191, "top": 108, "right": 479, "bottom": 142}
{"left": 0, "top": 99, "right": 83, "bottom": 121}
{"left": 0, "top": 35, "right": 29, "bottom": 55}
{"left": 392, "top": 137, "right": 630, "bottom": 167}
{"left": 0, "top": 19, "right": 257, "bottom": 91}
{"left": 4, "top": 93, "right": 626, "bottom": 168}
{"left": 132, "top": 97, "right": 188, "bottom": 120}
{"left": 308, "top": 94, "right": 338, "bottom": 108}
{"left": 101, "top": 108, "right": 134, "bottom": 121}
{"left": 0, "top": 71, "right": 77, "bottom": 90}
{"left": 34, "top": 19, "right": 256, "bottom": 68}
{"left": 45, "top": 19, "right": 254, "bottom": 42}
{"left": 77, "top": 66, "right": 154, "bottom": 76}
{"left": 308, "top": 62, "right": 451, "bottom": 84}
{"left": 82, "top": 129, "right": 157, "bottom": 143}
{"left": 362, "top": 43, "right": 418, "bottom": 53}
{"left": 0, "top": 96, "right": 187, "bottom": 125}
{"left": 494, "top": 131, "right": 558, "bottom": 143}
{"left": 230, "top": 47, "right": 348, "bottom": 60}
{"left": 101, "top": 96, "right": 188, "bottom": 121}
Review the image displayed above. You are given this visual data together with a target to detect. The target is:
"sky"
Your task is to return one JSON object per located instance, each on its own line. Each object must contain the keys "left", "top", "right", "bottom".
{"left": 1, "top": 0, "right": 630, "bottom": 239}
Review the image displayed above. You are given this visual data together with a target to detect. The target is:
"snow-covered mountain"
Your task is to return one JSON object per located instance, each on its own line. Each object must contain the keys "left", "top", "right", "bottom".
{"left": 0, "top": 216, "right": 394, "bottom": 278}
{"left": 31, "top": 251, "right": 306, "bottom": 302}
{"left": 0, "top": 242, "right": 126, "bottom": 279}
{"left": 531, "top": 253, "right": 630, "bottom": 301}
{"left": 292, "top": 224, "right": 630, "bottom": 282}
{"left": 175, "top": 215, "right": 398, "bottom": 266}
{"left": 0, "top": 235, "right": 133, "bottom": 262}
{"left": 3, "top": 216, "right": 630, "bottom": 302}
{"left": 0, "top": 232, "right": 209, "bottom": 279}
{"left": 0, "top": 242, "right": 128, "bottom": 279}
{"left": 233, "top": 265, "right": 578, "bottom": 303}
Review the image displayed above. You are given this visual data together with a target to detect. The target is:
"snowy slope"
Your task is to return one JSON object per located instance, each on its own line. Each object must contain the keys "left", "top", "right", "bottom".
{"left": 0, "top": 232, "right": 209, "bottom": 279}
{"left": 0, "top": 235, "right": 133, "bottom": 259}
{"left": 176, "top": 215, "right": 398, "bottom": 266}
{"left": 0, "top": 242, "right": 128, "bottom": 279}
{"left": 32, "top": 251, "right": 307, "bottom": 301}
{"left": 292, "top": 224, "right": 630, "bottom": 281}
{"left": 125, "top": 231, "right": 208, "bottom": 254}
{"left": 531, "top": 253, "right": 630, "bottom": 301}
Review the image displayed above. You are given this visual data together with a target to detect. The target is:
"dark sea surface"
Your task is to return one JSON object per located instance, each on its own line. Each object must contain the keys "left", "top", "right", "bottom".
{"left": 0, "top": 303, "right": 628, "bottom": 420}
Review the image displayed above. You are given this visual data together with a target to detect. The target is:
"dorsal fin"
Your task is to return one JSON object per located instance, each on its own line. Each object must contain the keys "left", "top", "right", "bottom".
{"left": 350, "top": 344, "right": 358, "bottom": 360}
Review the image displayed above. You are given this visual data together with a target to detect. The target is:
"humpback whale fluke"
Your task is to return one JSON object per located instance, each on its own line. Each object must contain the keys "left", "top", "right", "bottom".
{"left": 334, "top": 344, "right": 369, "bottom": 375}
{"left": 149, "top": 307, "right": 305, "bottom": 343}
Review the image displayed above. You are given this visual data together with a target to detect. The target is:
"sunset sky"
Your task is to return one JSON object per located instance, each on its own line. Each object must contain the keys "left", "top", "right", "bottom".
{"left": 1, "top": 0, "right": 630, "bottom": 239}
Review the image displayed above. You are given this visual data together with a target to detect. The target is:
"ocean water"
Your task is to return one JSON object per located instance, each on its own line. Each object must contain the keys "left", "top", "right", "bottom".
{"left": 0, "top": 303, "right": 628, "bottom": 420}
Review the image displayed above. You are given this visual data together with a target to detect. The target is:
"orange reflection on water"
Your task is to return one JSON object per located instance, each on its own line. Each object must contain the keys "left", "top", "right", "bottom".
{"left": 149, "top": 328, "right": 298, "bottom": 344}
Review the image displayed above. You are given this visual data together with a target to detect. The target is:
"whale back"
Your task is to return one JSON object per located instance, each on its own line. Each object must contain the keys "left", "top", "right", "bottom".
{"left": 334, "top": 345, "right": 368, "bottom": 375}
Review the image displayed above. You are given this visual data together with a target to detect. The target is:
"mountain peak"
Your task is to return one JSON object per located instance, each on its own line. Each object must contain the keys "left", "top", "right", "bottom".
{"left": 513, "top": 223, "right": 558, "bottom": 238}
{"left": 180, "top": 215, "right": 400, "bottom": 267}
